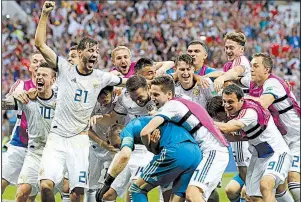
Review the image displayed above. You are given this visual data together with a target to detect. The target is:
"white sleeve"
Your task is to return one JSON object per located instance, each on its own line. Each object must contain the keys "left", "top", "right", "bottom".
{"left": 155, "top": 100, "right": 179, "bottom": 120}
{"left": 56, "top": 56, "right": 74, "bottom": 78}
{"left": 232, "top": 56, "right": 251, "bottom": 77}
{"left": 200, "top": 78, "right": 214, "bottom": 100}
{"left": 6, "top": 79, "right": 24, "bottom": 98}
{"left": 113, "top": 95, "right": 128, "bottom": 115}
{"left": 235, "top": 108, "right": 258, "bottom": 127}
{"left": 263, "top": 78, "right": 286, "bottom": 99}
{"left": 99, "top": 71, "right": 122, "bottom": 87}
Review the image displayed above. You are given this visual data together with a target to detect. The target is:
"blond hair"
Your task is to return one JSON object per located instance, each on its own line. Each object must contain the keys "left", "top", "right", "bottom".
{"left": 224, "top": 32, "right": 246, "bottom": 46}
{"left": 111, "top": 46, "right": 132, "bottom": 60}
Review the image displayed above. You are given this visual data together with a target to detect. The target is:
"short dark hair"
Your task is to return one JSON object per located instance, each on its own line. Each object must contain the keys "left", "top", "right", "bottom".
{"left": 77, "top": 37, "right": 98, "bottom": 51}
{"left": 126, "top": 75, "right": 148, "bottom": 92}
{"left": 134, "top": 58, "right": 153, "bottom": 73}
{"left": 188, "top": 40, "right": 209, "bottom": 54}
{"left": 175, "top": 54, "right": 194, "bottom": 68}
{"left": 39, "top": 62, "right": 50, "bottom": 68}
{"left": 69, "top": 45, "right": 78, "bottom": 51}
{"left": 206, "top": 96, "right": 225, "bottom": 118}
{"left": 99, "top": 86, "right": 114, "bottom": 96}
{"left": 38, "top": 62, "right": 56, "bottom": 77}
{"left": 222, "top": 84, "right": 244, "bottom": 100}
{"left": 151, "top": 75, "right": 175, "bottom": 96}
{"left": 252, "top": 52, "right": 274, "bottom": 73}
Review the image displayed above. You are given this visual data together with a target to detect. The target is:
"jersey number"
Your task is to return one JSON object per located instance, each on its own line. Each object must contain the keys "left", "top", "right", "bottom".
{"left": 40, "top": 106, "right": 51, "bottom": 119}
{"left": 79, "top": 171, "right": 87, "bottom": 183}
{"left": 74, "top": 89, "right": 88, "bottom": 103}
{"left": 292, "top": 156, "right": 300, "bottom": 168}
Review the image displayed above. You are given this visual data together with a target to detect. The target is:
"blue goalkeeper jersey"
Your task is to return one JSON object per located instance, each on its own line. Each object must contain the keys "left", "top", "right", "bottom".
{"left": 120, "top": 116, "right": 196, "bottom": 150}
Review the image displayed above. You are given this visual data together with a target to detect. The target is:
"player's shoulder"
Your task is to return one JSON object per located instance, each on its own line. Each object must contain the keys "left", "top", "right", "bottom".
{"left": 57, "top": 56, "right": 74, "bottom": 69}
{"left": 264, "top": 77, "right": 283, "bottom": 88}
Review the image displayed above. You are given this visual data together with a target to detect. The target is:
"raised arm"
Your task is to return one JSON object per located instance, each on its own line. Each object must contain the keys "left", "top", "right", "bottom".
{"left": 140, "top": 116, "right": 165, "bottom": 147}
{"left": 34, "top": 1, "right": 57, "bottom": 70}
{"left": 214, "top": 65, "right": 245, "bottom": 92}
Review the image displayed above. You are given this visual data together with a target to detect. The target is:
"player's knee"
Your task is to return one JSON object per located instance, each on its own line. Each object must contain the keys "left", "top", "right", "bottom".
{"left": 40, "top": 180, "right": 54, "bottom": 195}
{"left": 225, "top": 185, "right": 239, "bottom": 198}
{"left": 16, "top": 185, "right": 32, "bottom": 201}
{"left": 103, "top": 188, "right": 117, "bottom": 200}
{"left": 288, "top": 172, "right": 300, "bottom": 183}
{"left": 1, "top": 179, "right": 9, "bottom": 191}
{"left": 71, "top": 187, "right": 84, "bottom": 196}
{"left": 63, "top": 178, "right": 70, "bottom": 193}
{"left": 260, "top": 176, "right": 275, "bottom": 194}
{"left": 185, "top": 186, "right": 203, "bottom": 202}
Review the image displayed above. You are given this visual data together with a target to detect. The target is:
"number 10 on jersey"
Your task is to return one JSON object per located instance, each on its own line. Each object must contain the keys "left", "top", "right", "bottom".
{"left": 74, "top": 89, "right": 88, "bottom": 103}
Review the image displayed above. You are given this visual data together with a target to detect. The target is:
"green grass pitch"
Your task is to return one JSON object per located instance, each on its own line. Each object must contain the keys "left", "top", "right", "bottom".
{"left": 2, "top": 173, "right": 235, "bottom": 201}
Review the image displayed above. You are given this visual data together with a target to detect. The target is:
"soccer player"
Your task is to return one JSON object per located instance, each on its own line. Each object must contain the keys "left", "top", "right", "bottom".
{"left": 206, "top": 96, "right": 248, "bottom": 202}
{"left": 249, "top": 53, "right": 300, "bottom": 202}
{"left": 67, "top": 45, "right": 80, "bottom": 65}
{"left": 161, "top": 40, "right": 216, "bottom": 76}
{"left": 85, "top": 86, "right": 124, "bottom": 202}
{"left": 3, "top": 62, "right": 56, "bottom": 202}
{"left": 96, "top": 116, "right": 201, "bottom": 202}
{"left": 34, "top": 2, "right": 126, "bottom": 202}
{"left": 211, "top": 32, "right": 252, "bottom": 199}
{"left": 212, "top": 32, "right": 251, "bottom": 92}
{"left": 186, "top": 40, "right": 217, "bottom": 76}
{"left": 94, "top": 75, "right": 157, "bottom": 202}
{"left": 110, "top": 46, "right": 135, "bottom": 78}
{"left": 1, "top": 51, "right": 45, "bottom": 196}
{"left": 174, "top": 54, "right": 215, "bottom": 108}
{"left": 141, "top": 76, "right": 230, "bottom": 202}
{"left": 214, "top": 84, "right": 291, "bottom": 202}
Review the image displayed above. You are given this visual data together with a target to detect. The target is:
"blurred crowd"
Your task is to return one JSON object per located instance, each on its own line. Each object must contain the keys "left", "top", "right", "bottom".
{"left": 1, "top": 0, "right": 301, "bottom": 140}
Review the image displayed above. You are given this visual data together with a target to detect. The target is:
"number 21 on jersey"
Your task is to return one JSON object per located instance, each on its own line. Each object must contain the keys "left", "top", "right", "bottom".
{"left": 74, "top": 89, "right": 88, "bottom": 103}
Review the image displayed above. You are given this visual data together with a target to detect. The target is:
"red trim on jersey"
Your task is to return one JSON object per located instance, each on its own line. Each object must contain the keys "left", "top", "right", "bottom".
{"left": 233, "top": 56, "right": 241, "bottom": 67}
{"left": 8, "top": 79, "right": 21, "bottom": 94}
{"left": 235, "top": 109, "right": 247, "bottom": 120}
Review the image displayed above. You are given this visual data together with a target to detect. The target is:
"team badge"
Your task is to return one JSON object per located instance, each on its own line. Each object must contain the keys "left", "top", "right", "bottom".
{"left": 192, "top": 87, "right": 200, "bottom": 96}
{"left": 146, "top": 104, "right": 155, "bottom": 111}
{"left": 93, "top": 80, "right": 99, "bottom": 88}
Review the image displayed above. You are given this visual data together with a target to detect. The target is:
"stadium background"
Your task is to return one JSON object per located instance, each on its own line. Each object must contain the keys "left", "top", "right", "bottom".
{"left": 1, "top": 0, "right": 300, "bottom": 201}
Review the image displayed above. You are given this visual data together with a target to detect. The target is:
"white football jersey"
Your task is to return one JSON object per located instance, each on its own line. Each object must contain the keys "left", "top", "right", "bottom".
{"left": 51, "top": 57, "right": 122, "bottom": 137}
{"left": 17, "top": 91, "right": 57, "bottom": 154}
{"left": 235, "top": 108, "right": 290, "bottom": 157}
{"left": 156, "top": 100, "right": 226, "bottom": 152}
{"left": 114, "top": 88, "right": 157, "bottom": 123}
{"left": 175, "top": 78, "right": 214, "bottom": 108}
{"left": 262, "top": 78, "right": 300, "bottom": 142}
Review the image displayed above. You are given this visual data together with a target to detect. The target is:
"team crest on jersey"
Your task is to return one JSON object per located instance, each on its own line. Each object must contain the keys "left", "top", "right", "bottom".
{"left": 193, "top": 87, "right": 200, "bottom": 96}
{"left": 146, "top": 103, "right": 155, "bottom": 112}
{"left": 93, "top": 80, "right": 99, "bottom": 88}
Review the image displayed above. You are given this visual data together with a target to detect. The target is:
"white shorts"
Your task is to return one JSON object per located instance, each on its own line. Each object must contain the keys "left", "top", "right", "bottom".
{"left": 89, "top": 145, "right": 114, "bottom": 189}
{"left": 283, "top": 133, "right": 300, "bottom": 173}
{"left": 111, "top": 146, "right": 154, "bottom": 197}
{"left": 189, "top": 148, "right": 229, "bottom": 201}
{"left": 230, "top": 141, "right": 251, "bottom": 167}
{"left": 2, "top": 143, "right": 27, "bottom": 185}
{"left": 17, "top": 150, "right": 42, "bottom": 196}
{"left": 246, "top": 152, "right": 292, "bottom": 197}
{"left": 38, "top": 133, "right": 90, "bottom": 191}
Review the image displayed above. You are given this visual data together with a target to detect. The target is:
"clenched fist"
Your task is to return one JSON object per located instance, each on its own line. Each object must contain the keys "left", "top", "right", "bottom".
{"left": 42, "top": 1, "right": 55, "bottom": 14}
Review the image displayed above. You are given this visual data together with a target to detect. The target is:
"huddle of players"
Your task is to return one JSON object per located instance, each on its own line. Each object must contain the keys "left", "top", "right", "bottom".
{"left": 1, "top": 1, "right": 300, "bottom": 202}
